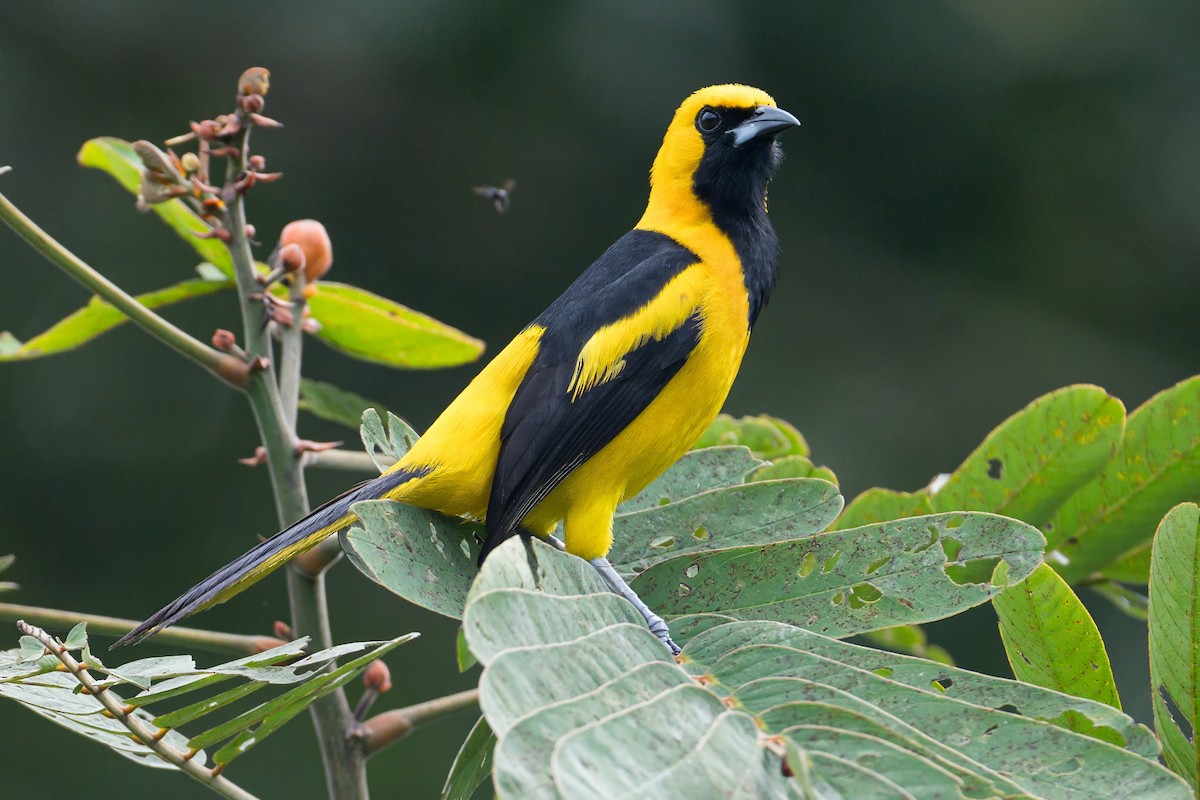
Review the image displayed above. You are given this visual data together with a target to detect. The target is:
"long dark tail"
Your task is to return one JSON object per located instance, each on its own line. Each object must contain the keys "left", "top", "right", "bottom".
{"left": 115, "top": 467, "right": 425, "bottom": 648}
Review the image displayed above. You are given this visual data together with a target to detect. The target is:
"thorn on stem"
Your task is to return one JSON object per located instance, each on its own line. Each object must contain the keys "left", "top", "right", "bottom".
{"left": 294, "top": 439, "right": 343, "bottom": 457}
{"left": 238, "top": 446, "right": 268, "bottom": 467}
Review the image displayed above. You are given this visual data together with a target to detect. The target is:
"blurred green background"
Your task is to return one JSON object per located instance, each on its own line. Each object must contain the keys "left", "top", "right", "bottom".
{"left": 1, "top": 1, "right": 1197, "bottom": 797}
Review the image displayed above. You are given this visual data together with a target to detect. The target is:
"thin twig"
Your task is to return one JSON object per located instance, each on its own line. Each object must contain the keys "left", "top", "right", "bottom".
{"left": 302, "top": 448, "right": 387, "bottom": 472}
{"left": 16, "top": 621, "right": 261, "bottom": 800}
{"left": 0, "top": 603, "right": 283, "bottom": 656}
{"left": 0, "top": 190, "right": 249, "bottom": 388}
{"left": 358, "top": 689, "right": 481, "bottom": 756}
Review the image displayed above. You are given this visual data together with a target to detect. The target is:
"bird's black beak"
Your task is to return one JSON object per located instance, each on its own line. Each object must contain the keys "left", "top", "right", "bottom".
{"left": 729, "top": 105, "right": 801, "bottom": 147}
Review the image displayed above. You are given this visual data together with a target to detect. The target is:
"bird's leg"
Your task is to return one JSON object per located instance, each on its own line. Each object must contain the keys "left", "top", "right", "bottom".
{"left": 589, "top": 556, "right": 681, "bottom": 655}
{"left": 544, "top": 534, "right": 679, "bottom": 654}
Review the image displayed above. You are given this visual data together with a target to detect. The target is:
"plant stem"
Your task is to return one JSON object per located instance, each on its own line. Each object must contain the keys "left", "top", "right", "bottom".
{"left": 223, "top": 122, "right": 368, "bottom": 800}
{"left": 303, "top": 449, "right": 389, "bottom": 472}
{"left": 17, "top": 621, "right": 262, "bottom": 800}
{"left": 279, "top": 275, "right": 306, "bottom": 429}
{"left": 0, "top": 603, "right": 282, "bottom": 656}
{"left": 0, "top": 189, "right": 247, "bottom": 388}
{"left": 359, "top": 689, "right": 481, "bottom": 756}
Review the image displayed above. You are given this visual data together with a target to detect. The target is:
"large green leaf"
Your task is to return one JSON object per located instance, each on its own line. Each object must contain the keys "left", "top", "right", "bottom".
{"left": 1052, "top": 377, "right": 1200, "bottom": 583}
{"left": 993, "top": 563, "right": 1122, "bottom": 730}
{"left": 77, "top": 137, "right": 235, "bottom": 277}
{"left": 1148, "top": 502, "right": 1200, "bottom": 789}
{"left": 631, "top": 512, "right": 1045, "bottom": 636}
{"left": 0, "top": 278, "right": 232, "bottom": 361}
{"left": 306, "top": 282, "right": 484, "bottom": 368}
{"left": 615, "top": 446, "right": 762, "bottom": 514}
{"left": 463, "top": 537, "right": 1185, "bottom": 800}
{"left": 931, "top": 385, "right": 1125, "bottom": 527}
{"left": 608, "top": 478, "right": 843, "bottom": 578}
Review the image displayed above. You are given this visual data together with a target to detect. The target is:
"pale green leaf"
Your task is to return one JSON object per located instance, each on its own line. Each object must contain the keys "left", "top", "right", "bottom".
{"left": 359, "top": 407, "right": 419, "bottom": 472}
{"left": 615, "top": 446, "right": 762, "bottom": 514}
{"left": 608, "top": 478, "right": 843, "bottom": 578}
{"left": 631, "top": 512, "right": 1045, "bottom": 636}
{"left": 63, "top": 623, "right": 88, "bottom": 652}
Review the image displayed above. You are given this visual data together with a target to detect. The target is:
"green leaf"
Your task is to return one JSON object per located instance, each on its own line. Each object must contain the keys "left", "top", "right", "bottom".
{"left": 0, "top": 278, "right": 232, "bottom": 361}
{"left": 456, "top": 627, "right": 478, "bottom": 673}
{"left": 994, "top": 563, "right": 1122, "bottom": 728}
{"left": 192, "top": 634, "right": 417, "bottom": 765}
{"left": 1148, "top": 502, "right": 1200, "bottom": 788}
{"left": 749, "top": 455, "right": 839, "bottom": 486}
{"left": 18, "top": 636, "right": 44, "bottom": 662}
{"left": 694, "top": 413, "right": 810, "bottom": 459}
{"left": 860, "top": 626, "right": 954, "bottom": 666}
{"left": 1052, "top": 376, "right": 1200, "bottom": 583}
{"left": 440, "top": 716, "right": 495, "bottom": 800}
{"left": 306, "top": 282, "right": 484, "bottom": 369}
{"left": 299, "top": 378, "right": 388, "bottom": 430}
{"left": 63, "top": 623, "right": 88, "bottom": 652}
{"left": 608, "top": 478, "right": 843, "bottom": 578}
{"left": 930, "top": 385, "right": 1125, "bottom": 527}
{"left": 341, "top": 500, "right": 483, "bottom": 619}
{"left": 359, "top": 407, "right": 419, "bottom": 472}
{"left": 1101, "top": 541, "right": 1152, "bottom": 584}
{"left": 830, "top": 489, "right": 934, "bottom": 531}
{"left": 632, "top": 512, "right": 1045, "bottom": 636}
{"left": 465, "top": 539, "right": 1185, "bottom": 800}
{"left": 77, "top": 137, "right": 235, "bottom": 277}
{"left": 1089, "top": 579, "right": 1149, "bottom": 621}
{"left": 615, "top": 446, "right": 763, "bottom": 514}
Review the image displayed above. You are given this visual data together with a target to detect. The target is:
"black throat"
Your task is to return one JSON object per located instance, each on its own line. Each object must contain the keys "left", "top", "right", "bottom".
{"left": 691, "top": 125, "right": 782, "bottom": 328}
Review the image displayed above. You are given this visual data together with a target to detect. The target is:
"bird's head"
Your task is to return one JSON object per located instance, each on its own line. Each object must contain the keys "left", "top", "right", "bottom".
{"left": 642, "top": 84, "right": 799, "bottom": 228}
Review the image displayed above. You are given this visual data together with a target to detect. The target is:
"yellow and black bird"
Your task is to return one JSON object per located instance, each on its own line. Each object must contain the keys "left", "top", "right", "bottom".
{"left": 118, "top": 84, "right": 799, "bottom": 653}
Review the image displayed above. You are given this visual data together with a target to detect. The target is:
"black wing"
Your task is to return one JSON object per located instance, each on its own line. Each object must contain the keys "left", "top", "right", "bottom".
{"left": 479, "top": 229, "right": 703, "bottom": 561}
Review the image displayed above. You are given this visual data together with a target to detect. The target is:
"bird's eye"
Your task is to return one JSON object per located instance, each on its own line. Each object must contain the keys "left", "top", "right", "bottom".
{"left": 696, "top": 107, "right": 721, "bottom": 133}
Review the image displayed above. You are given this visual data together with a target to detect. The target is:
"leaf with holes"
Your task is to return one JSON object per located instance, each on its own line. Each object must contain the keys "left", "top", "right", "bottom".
{"left": 931, "top": 385, "right": 1125, "bottom": 527}
{"left": 77, "top": 137, "right": 235, "bottom": 276}
{"left": 1148, "top": 502, "right": 1200, "bottom": 789}
{"left": 1051, "top": 377, "right": 1200, "bottom": 583}
{"left": 306, "top": 282, "right": 484, "bottom": 369}
{"left": 830, "top": 489, "right": 934, "bottom": 531}
{"left": 0, "top": 278, "right": 232, "bottom": 362}
{"left": 359, "top": 407, "right": 419, "bottom": 472}
{"left": 630, "top": 512, "right": 1045, "bottom": 636}
{"left": 463, "top": 538, "right": 1186, "bottom": 800}
{"left": 994, "top": 563, "right": 1122, "bottom": 732}
{"left": 608, "top": 478, "right": 843, "bottom": 578}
